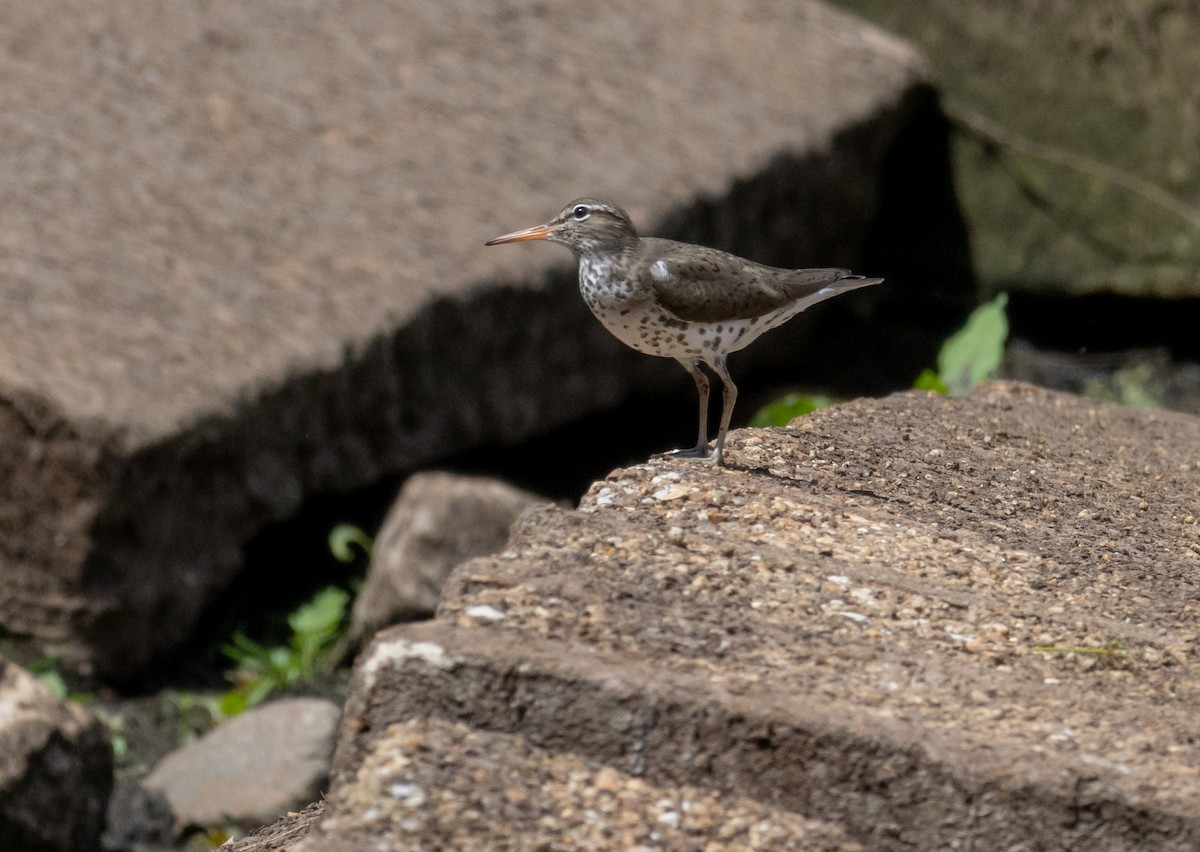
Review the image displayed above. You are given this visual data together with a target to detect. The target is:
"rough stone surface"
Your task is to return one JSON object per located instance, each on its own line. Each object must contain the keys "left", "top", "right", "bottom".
{"left": 0, "top": 656, "right": 112, "bottom": 852}
{"left": 143, "top": 697, "right": 339, "bottom": 832}
{"left": 0, "top": 0, "right": 958, "bottom": 681}
{"left": 319, "top": 383, "right": 1200, "bottom": 850}
{"left": 292, "top": 718, "right": 861, "bottom": 851}
{"left": 222, "top": 802, "right": 325, "bottom": 852}
{"left": 348, "top": 472, "right": 546, "bottom": 645}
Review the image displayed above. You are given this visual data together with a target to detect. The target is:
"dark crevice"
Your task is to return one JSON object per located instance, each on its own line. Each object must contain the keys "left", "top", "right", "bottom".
{"left": 1006, "top": 291, "right": 1200, "bottom": 360}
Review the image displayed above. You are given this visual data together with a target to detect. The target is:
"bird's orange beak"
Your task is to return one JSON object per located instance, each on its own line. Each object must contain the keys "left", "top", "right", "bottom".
{"left": 485, "top": 223, "right": 555, "bottom": 246}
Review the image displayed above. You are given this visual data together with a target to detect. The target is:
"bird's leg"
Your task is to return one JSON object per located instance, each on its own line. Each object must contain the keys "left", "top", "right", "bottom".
{"left": 681, "top": 357, "right": 710, "bottom": 453}
{"left": 656, "top": 358, "right": 711, "bottom": 459}
{"left": 654, "top": 358, "right": 714, "bottom": 459}
{"left": 702, "top": 356, "right": 737, "bottom": 466}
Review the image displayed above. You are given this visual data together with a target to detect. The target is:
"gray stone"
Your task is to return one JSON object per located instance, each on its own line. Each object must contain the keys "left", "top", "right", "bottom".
{"left": 0, "top": 0, "right": 951, "bottom": 680}
{"left": 319, "top": 383, "right": 1200, "bottom": 850}
{"left": 348, "top": 472, "right": 545, "bottom": 644}
{"left": 0, "top": 657, "right": 112, "bottom": 852}
{"left": 144, "top": 697, "right": 339, "bottom": 832}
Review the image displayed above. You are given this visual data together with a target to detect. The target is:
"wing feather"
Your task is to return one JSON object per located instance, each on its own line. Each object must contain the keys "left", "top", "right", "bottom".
{"left": 639, "top": 239, "right": 871, "bottom": 323}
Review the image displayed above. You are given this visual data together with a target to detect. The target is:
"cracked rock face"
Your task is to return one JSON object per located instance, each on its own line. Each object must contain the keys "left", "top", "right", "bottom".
{"left": 225, "top": 382, "right": 1200, "bottom": 851}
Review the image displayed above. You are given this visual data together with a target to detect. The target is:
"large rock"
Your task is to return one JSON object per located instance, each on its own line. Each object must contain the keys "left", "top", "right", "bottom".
{"left": 301, "top": 383, "right": 1200, "bottom": 849}
{"left": 834, "top": 0, "right": 1200, "bottom": 299}
{"left": 348, "top": 472, "right": 546, "bottom": 645}
{"left": 0, "top": 0, "right": 960, "bottom": 680}
{"left": 0, "top": 657, "right": 112, "bottom": 852}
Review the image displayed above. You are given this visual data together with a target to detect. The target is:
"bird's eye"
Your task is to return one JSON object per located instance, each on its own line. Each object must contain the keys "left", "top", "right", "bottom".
{"left": 572, "top": 205, "right": 590, "bottom": 221}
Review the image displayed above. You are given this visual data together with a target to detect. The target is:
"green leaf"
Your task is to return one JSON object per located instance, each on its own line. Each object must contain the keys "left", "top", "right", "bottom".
{"left": 913, "top": 368, "right": 950, "bottom": 394}
{"left": 288, "top": 586, "right": 349, "bottom": 636}
{"left": 244, "top": 677, "right": 276, "bottom": 708}
{"left": 749, "top": 393, "right": 835, "bottom": 427}
{"left": 111, "top": 734, "right": 129, "bottom": 764}
{"left": 937, "top": 293, "right": 1009, "bottom": 396}
{"left": 222, "top": 634, "right": 272, "bottom": 669}
{"left": 329, "top": 524, "right": 373, "bottom": 563}
{"left": 219, "top": 691, "right": 248, "bottom": 718}
{"left": 37, "top": 670, "right": 69, "bottom": 700}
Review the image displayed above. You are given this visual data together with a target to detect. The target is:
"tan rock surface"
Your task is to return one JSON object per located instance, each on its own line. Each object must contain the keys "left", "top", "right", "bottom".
{"left": 0, "top": 0, "right": 939, "bottom": 678}
{"left": 294, "top": 718, "right": 861, "bottom": 851}
{"left": 316, "top": 383, "right": 1200, "bottom": 849}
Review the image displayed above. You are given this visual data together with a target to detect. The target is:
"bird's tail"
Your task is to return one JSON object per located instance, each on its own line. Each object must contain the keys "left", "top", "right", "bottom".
{"left": 830, "top": 274, "right": 885, "bottom": 293}
{"left": 789, "top": 272, "right": 883, "bottom": 313}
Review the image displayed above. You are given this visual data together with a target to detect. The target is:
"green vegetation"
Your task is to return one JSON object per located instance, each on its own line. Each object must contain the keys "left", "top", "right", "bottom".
{"left": 915, "top": 293, "right": 1009, "bottom": 396}
{"left": 27, "top": 655, "right": 72, "bottom": 701}
{"left": 217, "top": 522, "right": 370, "bottom": 716}
{"left": 329, "top": 522, "right": 373, "bottom": 563}
{"left": 219, "top": 585, "right": 351, "bottom": 716}
{"left": 750, "top": 392, "right": 835, "bottom": 427}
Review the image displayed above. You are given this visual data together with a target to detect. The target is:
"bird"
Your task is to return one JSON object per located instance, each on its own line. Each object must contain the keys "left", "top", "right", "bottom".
{"left": 486, "top": 197, "right": 882, "bottom": 466}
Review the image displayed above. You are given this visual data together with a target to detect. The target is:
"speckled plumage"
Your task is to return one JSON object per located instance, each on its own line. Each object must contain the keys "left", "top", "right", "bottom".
{"left": 487, "top": 197, "right": 882, "bottom": 465}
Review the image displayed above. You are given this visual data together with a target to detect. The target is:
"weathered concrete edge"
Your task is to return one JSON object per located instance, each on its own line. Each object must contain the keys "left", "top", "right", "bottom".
{"left": 330, "top": 620, "right": 1200, "bottom": 851}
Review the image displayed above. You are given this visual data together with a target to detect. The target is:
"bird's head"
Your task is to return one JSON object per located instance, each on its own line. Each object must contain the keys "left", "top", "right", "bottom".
{"left": 486, "top": 197, "right": 638, "bottom": 255}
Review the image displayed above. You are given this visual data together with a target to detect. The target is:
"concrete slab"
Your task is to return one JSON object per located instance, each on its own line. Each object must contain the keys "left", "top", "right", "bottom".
{"left": 331, "top": 383, "right": 1200, "bottom": 849}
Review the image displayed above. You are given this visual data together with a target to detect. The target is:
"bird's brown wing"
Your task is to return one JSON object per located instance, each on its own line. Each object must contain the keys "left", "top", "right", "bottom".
{"left": 639, "top": 239, "right": 867, "bottom": 323}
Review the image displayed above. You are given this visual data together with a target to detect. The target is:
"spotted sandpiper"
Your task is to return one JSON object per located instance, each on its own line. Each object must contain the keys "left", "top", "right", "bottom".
{"left": 486, "top": 197, "right": 882, "bottom": 466}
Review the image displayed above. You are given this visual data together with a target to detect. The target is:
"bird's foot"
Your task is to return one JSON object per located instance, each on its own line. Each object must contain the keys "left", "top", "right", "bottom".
{"left": 654, "top": 443, "right": 710, "bottom": 459}
{"left": 653, "top": 444, "right": 723, "bottom": 465}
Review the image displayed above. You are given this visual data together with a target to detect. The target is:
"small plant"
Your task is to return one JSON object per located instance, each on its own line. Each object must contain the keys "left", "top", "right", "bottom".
{"left": 750, "top": 393, "right": 836, "bottom": 427}
{"left": 329, "top": 523, "right": 372, "bottom": 564}
{"left": 915, "top": 293, "right": 1009, "bottom": 396}
{"left": 220, "top": 585, "right": 350, "bottom": 716}
{"left": 217, "top": 523, "right": 371, "bottom": 716}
